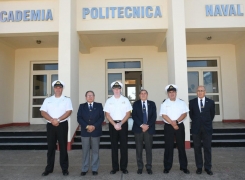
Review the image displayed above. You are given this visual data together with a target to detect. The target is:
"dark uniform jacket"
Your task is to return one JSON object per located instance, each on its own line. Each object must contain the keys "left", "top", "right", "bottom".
{"left": 189, "top": 97, "right": 215, "bottom": 135}
{"left": 77, "top": 102, "right": 104, "bottom": 137}
{"left": 132, "top": 100, "right": 157, "bottom": 135}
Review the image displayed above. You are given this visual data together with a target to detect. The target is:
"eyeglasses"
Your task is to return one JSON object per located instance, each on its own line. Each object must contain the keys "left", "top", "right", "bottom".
{"left": 86, "top": 95, "right": 94, "bottom": 97}
{"left": 197, "top": 90, "right": 205, "bottom": 92}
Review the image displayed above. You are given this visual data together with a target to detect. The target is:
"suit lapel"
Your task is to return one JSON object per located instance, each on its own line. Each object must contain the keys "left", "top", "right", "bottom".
{"left": 195, "top": 98, "right": 201, "bottom": 113}
{"left": 203, "top": 97, "right": 209, "bottom": 111}
{"left": 138, "top": 100, "right": 143, "bottom": 122}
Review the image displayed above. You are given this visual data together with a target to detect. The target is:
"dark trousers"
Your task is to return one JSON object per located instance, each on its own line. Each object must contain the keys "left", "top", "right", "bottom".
{"left": 192, "top": 126, "right": 212, "bottom": 170}
{"left": 164, "top": 123, "right": 188, "bottom": 170}
{"left": 109, "top": 121, "right": 128, "bottom": 170}
{"left": 135, "top": 131, "right": 153, "bottom": 170}
{"left": 45, "top": 121, "right": 68, "bottom": 172}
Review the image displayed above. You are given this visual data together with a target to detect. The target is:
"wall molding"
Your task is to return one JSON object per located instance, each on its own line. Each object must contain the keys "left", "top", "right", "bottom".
{"left": 0, "top": 122, "right": 30, "bottom": 128}
{"left": 222, "top": 119, "right": 245, "bottom": 123}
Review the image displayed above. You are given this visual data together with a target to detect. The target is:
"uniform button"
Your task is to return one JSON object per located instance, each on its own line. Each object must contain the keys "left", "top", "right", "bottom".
{"left": 89, "top": 120, "right": 90, "bottom": 121}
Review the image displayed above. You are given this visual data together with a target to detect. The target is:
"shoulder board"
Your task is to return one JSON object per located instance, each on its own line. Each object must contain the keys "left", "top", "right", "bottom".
{"left": 65, "top": 96, "right": 70, "bottom": 98}
{"left": 162, "top": 99, "right": 166, "bottom": 102}
{"left": 179, "top": 98, "right": 183, "bottom": 101}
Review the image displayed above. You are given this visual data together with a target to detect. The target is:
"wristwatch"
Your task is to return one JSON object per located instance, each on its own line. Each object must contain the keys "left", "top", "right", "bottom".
{"left": 57, "top": 119, "right": 60, "bottom": 123}
{"left": 176, "top": 120, "right": 179, "bottom": 124}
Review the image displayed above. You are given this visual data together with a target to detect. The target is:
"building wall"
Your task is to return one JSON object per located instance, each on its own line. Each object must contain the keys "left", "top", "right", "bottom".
{"left": 235, "top": 39, "right": 245, "bottom": 120}
{"left": 185, "top": 0, "right": 245, "bottom": 29}
{"left": 13, "top": 48, "right": 58, "bottom": 123}
{"left": 76, "top": 0, "right": 168, "bottom": 32}
{"left": 187, "top": 44, "right": 239, "bottom": 120}
{"left": 0, "top": 42, "right": 15, "bottom": 125}
{"left": 0, "top": 0, "right": 59, "bottom": 34}
{"left": 79, "top": 46, "right": 167, "bottom": 120}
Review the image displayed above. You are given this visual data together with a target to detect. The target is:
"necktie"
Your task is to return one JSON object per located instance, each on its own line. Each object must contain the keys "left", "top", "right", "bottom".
{"left": 143, "top": 101, "right": 147, "bottom": 124}
{"left": 89, "top": 104, "right": 92, "bottom": 111}
{"left": 200, "top": 99, "right": 204, "bottom": 112}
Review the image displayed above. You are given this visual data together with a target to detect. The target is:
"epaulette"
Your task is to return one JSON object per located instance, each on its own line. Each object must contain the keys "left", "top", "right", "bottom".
{"left": 179, "top": 98, "right": 183, "bottom": 101}
{"left": 162, "top": 99, "right": 166, "bottom": 102}
{"left": 65, "top": 96, "right": 70, "bottom": 98}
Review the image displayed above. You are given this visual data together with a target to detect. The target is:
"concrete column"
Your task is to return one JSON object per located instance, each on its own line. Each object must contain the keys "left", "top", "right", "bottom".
{"left": 167, "top": 0, "right": 190, "bottom": 148}
{"left": 58, "top": 0, "right": 79, "bottom": 150}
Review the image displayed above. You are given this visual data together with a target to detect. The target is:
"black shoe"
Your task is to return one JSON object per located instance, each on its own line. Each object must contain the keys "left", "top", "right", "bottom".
{"left": 205, "top": 169, "right": 213, "bottom": 175}
{"left": 42, "top": 170, "right": 53, "bottom": 176}
{"left": 147, "top": 169, "right": 153, "bottom": 175}
{"left": 110, "top": 169, "right": 119, "bottom": 174}
{"left": 92, "top": 171, "right": 98, "bottom": 175}
{"left": 196, "top": 168, "right": 202, "bottom": 174}
{"left": 180, "top": 168, "right": 190, "bottom": 174}
{"left": 163, "top": 169, "right": 169, "bottom": 174}
{"left": 122, "top": 169, "right": 128, "bottom": 174}
{"left": 137, "top": 169, "right": 142, "bottom": 174}
{"left": 62, "top": 170, "right": 69, "bottom": 176}
{"left": 81, "top": 171, "right": 87, "bottom": 176}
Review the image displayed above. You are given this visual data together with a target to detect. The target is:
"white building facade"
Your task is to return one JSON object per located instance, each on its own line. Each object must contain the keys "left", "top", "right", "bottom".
{"left": 0, "top": 0, "right": 245, "bottom": 149}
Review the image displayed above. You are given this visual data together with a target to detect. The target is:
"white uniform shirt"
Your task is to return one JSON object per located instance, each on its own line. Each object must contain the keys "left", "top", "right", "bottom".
{"left": 159, "top": 98, "right": 189, "bottom": 124}
{"left": 103, "top": 95, "right": 132, "bottom": 120}
{"left": 40, "top": 95, "right": 73, "bottom": 123}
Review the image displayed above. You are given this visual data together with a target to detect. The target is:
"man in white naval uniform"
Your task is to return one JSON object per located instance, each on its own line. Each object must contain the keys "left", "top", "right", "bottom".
{"left": 159, "top": 84, "right": 190, "bottom": 174}
{"left": 40, "top": 80, "right": 73, "bottom": 176}
{"left": 104, "top": 81, "right": 132, "bottom": 174}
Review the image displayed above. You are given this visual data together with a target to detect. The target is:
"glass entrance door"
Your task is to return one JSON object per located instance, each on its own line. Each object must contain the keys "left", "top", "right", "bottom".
{"left": 30, "top": 63, "right": 58, "bottom": 124}
{"left": 106, "top": 60, "right": 142, "bottom": 101}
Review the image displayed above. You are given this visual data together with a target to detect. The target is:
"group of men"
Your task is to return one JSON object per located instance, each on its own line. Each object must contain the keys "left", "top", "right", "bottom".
{"left": 40, "top": 80, "right": 215, "bottom": 176}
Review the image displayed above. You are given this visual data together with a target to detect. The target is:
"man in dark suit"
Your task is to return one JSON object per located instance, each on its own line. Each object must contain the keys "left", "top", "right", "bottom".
{"left": 132, "top": 89, "right": 157, "bottom": 175}
{"left": 77, "top": 91, "right": 104, "bottom": 176}
{"left": 189, "top": 85, "right": 215, "bottom": 175}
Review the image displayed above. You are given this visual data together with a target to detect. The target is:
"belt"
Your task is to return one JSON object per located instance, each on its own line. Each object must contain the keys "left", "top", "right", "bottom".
{"left": 165, "top": 122, "right": 183, "bottom": 125}
{"left": 114, "top": 120, "right": 121, "bottom": 123}
{"left": 47, "top": 120, "right": 67, "bottom": 123}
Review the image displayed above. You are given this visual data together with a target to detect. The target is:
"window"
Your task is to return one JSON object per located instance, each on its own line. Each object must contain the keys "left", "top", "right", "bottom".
{"left": 107, "top": 61, "right": 141, "bottom": 69}
{"left": 33, "top": 63, "right": 58, "bottom": 70}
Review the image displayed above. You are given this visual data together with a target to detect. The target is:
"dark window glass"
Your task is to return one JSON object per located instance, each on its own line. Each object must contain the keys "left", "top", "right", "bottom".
{"left": 108, "top": 61, "right": 141, "bottom": 69}
{"left": 33, "top": 75, "right": 47, "bottom": 96}
{"left": 206, "top": 95, "right": 219, "bottom": 102}
{"left": 33, "top": 98, "right": 45, "bottom": 105}
{"left": 215, "top": 104, "right": 220, "bottom": 115}
{"left": 187, "top": 60, "right": 217, "bottom": 67}
{"left": 188, "top": 96, "right": 196, "bottom": 101}
{"left": 203, "top": 71, "right": 219, "bottom": 93}
{"left": 188, "top": 72, "right": 199, "bottom": 93}
{"left": 32, "top": 107, "right": 42, "bottom": 118}
{"left": 33, "top": 63, "right": 58, "bottom": 70}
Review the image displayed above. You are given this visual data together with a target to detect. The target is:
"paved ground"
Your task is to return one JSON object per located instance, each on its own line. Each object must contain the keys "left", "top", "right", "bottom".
{"left": 0, "top": 147, "right": 245, "bottom": 180}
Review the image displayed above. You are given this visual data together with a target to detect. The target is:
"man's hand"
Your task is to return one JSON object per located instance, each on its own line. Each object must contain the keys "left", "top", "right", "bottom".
{"left": 141, "top": 124, "right": 149, "bottom": 132}
{"left": 87, "top": 125, "right": 95, "bottom": 133}
{"left": 114, "top": 123, "right": 122, "bottom": 131}
{"left": 171, "top": 120, "right": 179, "bottom": 130}
{"left": 51, "top": 118, "right": 59, "bottom": 126}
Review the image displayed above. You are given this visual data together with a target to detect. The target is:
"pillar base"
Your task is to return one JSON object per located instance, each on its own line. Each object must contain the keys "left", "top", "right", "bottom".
{"left": 185, "top": 141, "right": 191, "bottom": 149}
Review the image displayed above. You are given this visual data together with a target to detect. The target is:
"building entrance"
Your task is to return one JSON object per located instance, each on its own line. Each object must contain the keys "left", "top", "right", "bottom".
{"left": 30, "top": 62, "right": 58, "bottom": 124}
{"left": 106, "top": 59, "right": 142, "bottom": 105}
